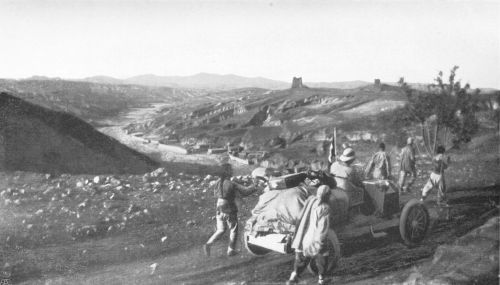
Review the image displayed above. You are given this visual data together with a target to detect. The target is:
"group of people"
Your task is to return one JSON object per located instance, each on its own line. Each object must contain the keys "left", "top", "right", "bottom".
{"left": 363, "top": 137, "right": 449, "bottom": 205}
{"left": 203, "top": 137, "right": 450, "bottom": 285}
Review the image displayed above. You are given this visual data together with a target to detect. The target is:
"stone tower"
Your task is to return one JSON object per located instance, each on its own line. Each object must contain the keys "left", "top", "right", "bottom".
{"left": 291, "top": 77, "right": 303, "bottom": 89}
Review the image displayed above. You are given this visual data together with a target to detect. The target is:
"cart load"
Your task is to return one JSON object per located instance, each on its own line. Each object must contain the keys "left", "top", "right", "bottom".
{"left": 247, "top": 186, "right": 310, "bottom": 236}
{"left": 245, "top": 171, "right": 431, "bottom": 261}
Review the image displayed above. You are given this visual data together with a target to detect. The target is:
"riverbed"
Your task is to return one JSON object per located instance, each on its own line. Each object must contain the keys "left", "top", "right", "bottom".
{"left": 97, "top": 102, "right": 220, "bottom": 165}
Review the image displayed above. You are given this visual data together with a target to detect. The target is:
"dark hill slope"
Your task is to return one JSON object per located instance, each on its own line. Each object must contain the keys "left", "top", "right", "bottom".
{"left": 0, "top": 92, "right": 158, "bottom": 174}
{"left": 0, "top": 79, "right": 207, "bottom": 122}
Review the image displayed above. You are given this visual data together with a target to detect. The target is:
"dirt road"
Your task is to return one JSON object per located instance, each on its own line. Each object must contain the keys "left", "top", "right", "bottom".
{"left": 19, "top": 198, "right": 497, "bottom": 285}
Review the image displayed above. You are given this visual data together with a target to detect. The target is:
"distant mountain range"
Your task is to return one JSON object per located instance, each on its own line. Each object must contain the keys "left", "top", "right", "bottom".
{"left": 17, "top": 74, "right": 498, "bottom": 92}
{"left": 82, "top": 73, "right": 371, "bottom": 90}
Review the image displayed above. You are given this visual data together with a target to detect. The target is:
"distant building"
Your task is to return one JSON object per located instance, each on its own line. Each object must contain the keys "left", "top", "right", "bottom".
{"left": 291, "top": 77, "right": 304, "bottom": 89}
{"left": 374, "top": 79, "right": 381, "bottom": 86}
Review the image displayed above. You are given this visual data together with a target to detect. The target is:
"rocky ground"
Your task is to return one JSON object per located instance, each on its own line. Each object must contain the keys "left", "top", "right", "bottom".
{"left": 0, "top": 168, "right": 257, "bottom": 283}
{"left": 0, "top": 98, "right": 498, "bottom": 284}
{"left": 0, "top": 153, "right": 498, "bottom": 284}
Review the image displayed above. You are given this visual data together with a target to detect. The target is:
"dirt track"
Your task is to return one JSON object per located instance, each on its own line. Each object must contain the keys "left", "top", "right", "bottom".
{"left": 20, "top": 198, "right": 497, "bottom": 285}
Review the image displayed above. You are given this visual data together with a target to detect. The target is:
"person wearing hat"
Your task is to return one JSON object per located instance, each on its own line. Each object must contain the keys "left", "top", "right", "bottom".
{"left": 204, "top": 163, "right": 259, "bottom": 257}
{"left": 365, "top": 142, "right": 392, "bottom": 180}
{"left": 287, "top": 185, "right": 332, "bottom": 285}
{"left": 398, "top": 137, "right": 417, "bottom": 192}
{"left": 329, "top": 147, "right": 363, "bottom": 192}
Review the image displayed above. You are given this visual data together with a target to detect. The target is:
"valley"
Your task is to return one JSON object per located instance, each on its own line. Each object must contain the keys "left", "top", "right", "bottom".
{"left": 0, "top": 77, "right": 498, "bottom": 285}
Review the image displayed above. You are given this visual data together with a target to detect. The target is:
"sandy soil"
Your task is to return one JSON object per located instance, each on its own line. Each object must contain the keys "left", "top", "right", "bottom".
{"left": 16, "top": 196, "right": 498, "bottom": 285}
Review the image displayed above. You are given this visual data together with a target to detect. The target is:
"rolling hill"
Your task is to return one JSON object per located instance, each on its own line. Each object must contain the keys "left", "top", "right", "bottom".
{"left": 0, "top": 92, "right": 159, "bottom": 174}
{"left": 80, "top": 74, "right": 372, "bottom": 90}
{"left": 125, "top": 82, "right": 410, "bottom": 160}
{"left": 0, "top": 79, "right": 210, "bottom": 123}
{"left": 125, "top": 73, "right": 289, "bottom": 90}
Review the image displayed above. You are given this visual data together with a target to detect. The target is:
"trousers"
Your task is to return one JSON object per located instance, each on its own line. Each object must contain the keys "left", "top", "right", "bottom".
{"left": 422, "top": 172, "right": 446, "bottom": 202}
{"left": 398, "top": 169, "right": 417, "bottom": 191}
{"left": 293, "top": 252, "right": 328, "bottom": 276}
{"left": 206, "top": 211, "right": 238, "bottom": 250}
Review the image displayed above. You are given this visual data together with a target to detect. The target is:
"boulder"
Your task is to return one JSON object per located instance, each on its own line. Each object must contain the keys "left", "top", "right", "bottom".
{"left": 403, "top": 216, "right": 499, "bottom": 284}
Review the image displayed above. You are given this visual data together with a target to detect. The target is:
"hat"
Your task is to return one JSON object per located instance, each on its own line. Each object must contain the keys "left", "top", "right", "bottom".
{"left": 339, "top": 148, "right": 355, "bottom": 162}
{"left": 407, "top": 137, "right": 414, "bottom": 145}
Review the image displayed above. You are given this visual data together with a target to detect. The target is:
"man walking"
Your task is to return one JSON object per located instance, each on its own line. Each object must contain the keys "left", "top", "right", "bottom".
{"left": 398, "top": 137, "right": 417, "bottom": 192}
{"left": 421, "top": 145, "right": 450, "bottom": 205}
{"left": 365, "top": 142, "right": 391, "bottom": 180}
{"left": 287, "top": 185, "right": 331, "bottom": 285}
{"left": 204, "top": 163, "right": 259, "bottom": 257}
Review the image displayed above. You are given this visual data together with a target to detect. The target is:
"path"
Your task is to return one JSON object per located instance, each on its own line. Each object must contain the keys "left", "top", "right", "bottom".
{"left": 20, "top": 200, "right": 498, "bottom": 285}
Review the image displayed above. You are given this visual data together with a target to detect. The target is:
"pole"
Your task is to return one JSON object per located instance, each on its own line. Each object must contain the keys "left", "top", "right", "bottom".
{"left": 333, "top": 127, "right": 337, "bottom": 161}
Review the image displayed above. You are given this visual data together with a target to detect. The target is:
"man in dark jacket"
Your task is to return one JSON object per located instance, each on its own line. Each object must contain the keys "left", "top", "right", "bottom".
{"left": 365, "top": 142, "right": 391, "bottom": 179}
{"left": 204, "top": 163, "right": 259, "bottom": 257}
{"left": 398, "top": 137, "right": 417, "bottom": 192}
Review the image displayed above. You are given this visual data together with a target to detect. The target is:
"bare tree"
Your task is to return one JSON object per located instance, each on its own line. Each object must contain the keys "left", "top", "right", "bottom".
{"left": 398, "top": 66, "right": 479, "bottom": 156}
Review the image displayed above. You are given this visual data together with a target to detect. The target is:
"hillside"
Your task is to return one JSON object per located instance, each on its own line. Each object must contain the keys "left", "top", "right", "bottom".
{"left": 125, "top": 83, "right": 409, "bottom": 160}
{"left": 0, "top": 92, "right": 159, "bottom": 174}
{"left": 0, "top": 79, "right": 207, "bottom": 122}
{"left": 305, "top": 80, "right": 371, "bottom": 89}
{"left": 125, "top": 73, "right": 289, "bottom": 90}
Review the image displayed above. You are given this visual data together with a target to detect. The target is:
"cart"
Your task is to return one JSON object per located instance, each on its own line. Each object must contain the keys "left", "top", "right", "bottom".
{"left": 244, "top": 171, "right": 430, "bottom": 275}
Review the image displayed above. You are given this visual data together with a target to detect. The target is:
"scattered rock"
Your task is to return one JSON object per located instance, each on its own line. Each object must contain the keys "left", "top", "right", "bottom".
{"left": 109, "top": 177, "right": 121, "bottom": 186}
{"left": 151, "top": 168, "right": 166, "bottom": 177}
{"left": 150, "top": 263, "right": 158, "bottom": 275}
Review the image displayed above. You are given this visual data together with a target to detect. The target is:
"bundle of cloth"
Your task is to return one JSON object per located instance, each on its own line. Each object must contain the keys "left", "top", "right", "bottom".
{"left": 246, "top": 186, "right": 311, "bottom": 235}
{"left": 246, "top": 185, "right": 349, "bottom": 236}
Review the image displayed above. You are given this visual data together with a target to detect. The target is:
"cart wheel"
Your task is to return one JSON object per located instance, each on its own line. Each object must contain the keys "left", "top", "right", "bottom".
{"left": 307, "top": 229, "right": 341, "bottom": 275}
{"left": 399, "top": 198, "right": 430, "bottom": 247}
{"left": 244, "top": 232, "right": 271, "bottom": 256}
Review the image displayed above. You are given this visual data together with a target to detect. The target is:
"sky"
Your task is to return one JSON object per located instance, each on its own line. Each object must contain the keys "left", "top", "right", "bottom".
{"left": 0, "top": 0, "right": 499, "bottom": 88}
